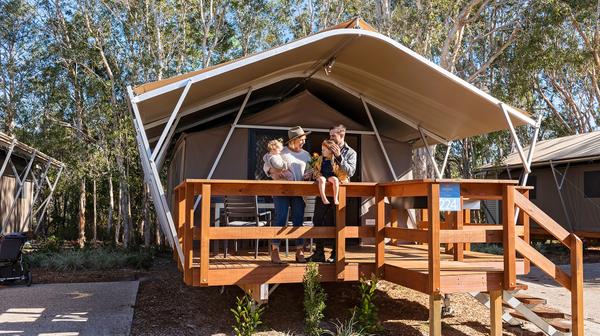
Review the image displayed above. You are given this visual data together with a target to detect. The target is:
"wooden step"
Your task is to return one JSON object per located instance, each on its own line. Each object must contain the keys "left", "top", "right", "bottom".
{"left": 510, "top": 293, "right": 547, "bottom": 306}
{"left": 508, "top": 308, "right": 571, "bottom": 332}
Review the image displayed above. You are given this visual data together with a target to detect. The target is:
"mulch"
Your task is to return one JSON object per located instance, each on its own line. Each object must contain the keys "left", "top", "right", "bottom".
{"left": 28, "top": 256, "right": 545, "bottom": 336}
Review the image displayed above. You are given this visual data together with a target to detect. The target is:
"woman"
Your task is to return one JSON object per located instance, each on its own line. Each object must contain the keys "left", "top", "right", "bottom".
{"left": 264, "top": 126, "right": 311, "bottom": 263}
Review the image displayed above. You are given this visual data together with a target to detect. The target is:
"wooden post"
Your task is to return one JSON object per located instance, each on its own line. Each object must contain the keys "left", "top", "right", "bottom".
{"left": 489, "top": 289, "right": 503, "bottom": 336}
{"left": 453, "top": 205, "right": 464, "bottom": 262}
{"left": 464, "top": 209, "right": 471, "bottom": 251}
{"left": 375, "top": 186, "right": 386, "bottom": 277}
{"left": 184, "top": 183, "right": 194, "bottom": 285}
{"left": 570, "top": 233, "right": 584, "bottom": 336}
{"left": 176, "top": 188, "right": 185, "bottom": 272}
{"left": 518, "top": 190, "right": 530, "bottom": 274}
{"left": 335, "top": 185, "right": 346, "bottom": 281}
{"left": 200, "top": 183, "right": 211, "bottom": 286}
{"left": 502, "top": 185, "right": 516, "bottom": 290}
{"left": 429, "top": 293, "right": 442, "bottom": 336}
{"left": 428, "top": 183, "right": 442, "bottom": 336}
{"left": 390, "top": 208, "right": 398, "bottom": 245}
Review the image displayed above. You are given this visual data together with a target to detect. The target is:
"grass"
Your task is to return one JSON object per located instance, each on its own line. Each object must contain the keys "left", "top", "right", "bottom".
{"left": 25, "top": 246, "right": 155, "bottom": 271}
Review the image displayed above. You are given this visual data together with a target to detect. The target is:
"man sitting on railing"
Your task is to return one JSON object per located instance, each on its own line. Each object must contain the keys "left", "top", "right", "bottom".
{"left": 308, "top": 124, "right": 357, "bottom": 263}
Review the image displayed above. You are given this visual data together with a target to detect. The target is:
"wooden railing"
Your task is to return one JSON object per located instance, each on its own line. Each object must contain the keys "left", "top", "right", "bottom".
{"left": 508, "top": 186, "right": 584, "bottom": 336}
{"left": 173, "top": 178, "right": 582, "bottom": 334}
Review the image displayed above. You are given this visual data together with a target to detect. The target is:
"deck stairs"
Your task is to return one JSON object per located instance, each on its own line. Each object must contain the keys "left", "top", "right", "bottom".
{"left": 472, "top": 283, "right": 573, "bottom": 335}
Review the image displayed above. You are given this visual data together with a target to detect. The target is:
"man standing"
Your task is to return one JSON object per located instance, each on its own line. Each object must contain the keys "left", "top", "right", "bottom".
{"left": 308, "top": 124, "right": 357, "bottom": 262}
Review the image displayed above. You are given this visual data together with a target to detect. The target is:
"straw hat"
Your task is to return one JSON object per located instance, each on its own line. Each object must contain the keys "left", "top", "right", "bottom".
{"left": 286, "top": 126, "right": 311, "bottom": 144}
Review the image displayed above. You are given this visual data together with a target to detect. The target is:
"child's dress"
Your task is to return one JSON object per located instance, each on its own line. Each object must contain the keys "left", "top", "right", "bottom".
{"left": 313, "top": 156, "right": 349, "bottom": 182}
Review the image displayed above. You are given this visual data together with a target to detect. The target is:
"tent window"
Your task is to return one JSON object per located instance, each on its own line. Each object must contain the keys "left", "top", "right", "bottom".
{"left": 584, "top": 171, "right": 600, "bottom": 198}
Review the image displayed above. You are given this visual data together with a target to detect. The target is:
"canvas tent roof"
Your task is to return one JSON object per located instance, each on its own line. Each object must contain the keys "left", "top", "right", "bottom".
{"left": 130, "top": 18, "right": 535, "bottom": 147}
{"left": 480, "top": 131, "right": 600, "bottom": 170}
{"left": 0, "top": 132, "right": 62, "bottom": 178}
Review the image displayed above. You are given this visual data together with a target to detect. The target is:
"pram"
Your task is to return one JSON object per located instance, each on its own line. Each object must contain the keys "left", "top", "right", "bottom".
{"left": 0, "top": 232, "right": 32, "bottom": 286}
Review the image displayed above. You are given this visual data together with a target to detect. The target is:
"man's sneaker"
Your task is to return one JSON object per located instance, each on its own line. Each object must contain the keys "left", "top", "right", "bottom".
{"left": 306, "top": 252, "right": 326, "bottom": 262}
{"left": 326, "top": 254, "right": 336, "bottom": 263}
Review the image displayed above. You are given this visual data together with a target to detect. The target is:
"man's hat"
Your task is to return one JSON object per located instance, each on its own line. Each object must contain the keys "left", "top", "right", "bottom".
{"left": 286, "top": 126, "right": 311, "bottom": 144}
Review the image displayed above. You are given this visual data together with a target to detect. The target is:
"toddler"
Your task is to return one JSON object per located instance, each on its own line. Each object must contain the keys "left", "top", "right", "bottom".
{"left": 263, "top": 139, "right": 293, "bottom": 181}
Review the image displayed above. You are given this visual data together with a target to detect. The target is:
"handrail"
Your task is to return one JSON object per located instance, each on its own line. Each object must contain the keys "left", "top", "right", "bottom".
{"left": 511, "top": 188, "right": 584, "bottom": 336}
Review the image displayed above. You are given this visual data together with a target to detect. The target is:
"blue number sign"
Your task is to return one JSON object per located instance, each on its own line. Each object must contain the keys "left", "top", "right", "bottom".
{"left": 439, "top": 183, "right": 461, "bottom": 211}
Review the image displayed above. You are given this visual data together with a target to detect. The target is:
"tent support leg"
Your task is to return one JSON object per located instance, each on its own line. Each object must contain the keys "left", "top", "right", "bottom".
{"left": 361, "top": 96, "right": 397, "bottom": 180}
{"left": 0, "top": 139, "right": 16, "bottom": 177}
{"left": 128, "top": 85, "right": 184, "bottom": 267}
{"left": 1, "top": 150, "right": 37, "bottom": 231}
{"left": 418, "top": 126, "right": 444, "bottom": 179}
{"left": 152, "top": 79, "right": 193, "bottom": 163}
{"left": 550, "top": 160, "right": 574, "bottom": 232}
{"left": 500, "top": 103, "right": 531, "bottom": 174}
{"left": 34, "top": 165, "right": 63, "bottom": 233}
{"left": 19, "top": 160, "right": 52, "bottom": 231}
{"left": 514, "top": 115, "right": 542, "bottom": 220}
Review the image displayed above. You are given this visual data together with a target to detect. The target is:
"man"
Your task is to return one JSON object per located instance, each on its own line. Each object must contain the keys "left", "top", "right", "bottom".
{"left": 308, "top": 124, "right": 357, "bottom": 263}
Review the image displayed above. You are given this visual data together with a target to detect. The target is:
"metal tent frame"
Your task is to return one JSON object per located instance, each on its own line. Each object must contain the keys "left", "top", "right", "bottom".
{"left": 0, "top": 132, "right": 64, "bottom": 234}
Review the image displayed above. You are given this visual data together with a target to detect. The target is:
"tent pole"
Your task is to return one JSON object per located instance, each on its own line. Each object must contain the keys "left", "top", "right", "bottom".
{"left": 20, "top": 160, "right": 52, "bottom": 231}
{"left": 499, "top": 103, "right": 530, "bottom": 174}
{"left": 34, "top": 164, "right": 63, "bottom": 233}
{"left": 0, "top": 138, "right": 17, "bottom": 177}
{"left": 2, "top": 150, "right": 37, "bottom": 231}
{"left": 440, "top": 144, "right": 451, "bottom": 177}
{"left": 194, "top": 87, "right": 253, "bottom": 210}
{"left": 128, "top": 85, "right": 184, "bottom": 267}
{"left": 361, "top": 96, "right": 397, "bottom": 180}
{"left": 235, "top": 124, "right": 375, "bottom": 135}
{"left": 514, "top": 115, "right": 542, "bottom": 222}
{"left": 418, "top": 127, "right": 443, "bottom": 179}
{"left": 550, "top": 160, "right": 574, "bottom": 232}
{"left": 151, "top": 79, "right": 193, "bottom": 163}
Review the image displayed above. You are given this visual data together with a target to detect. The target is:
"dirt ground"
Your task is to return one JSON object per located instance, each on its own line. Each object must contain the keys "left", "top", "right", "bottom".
{"left": 31, "top": 256, "right": 545, "bottom": 336}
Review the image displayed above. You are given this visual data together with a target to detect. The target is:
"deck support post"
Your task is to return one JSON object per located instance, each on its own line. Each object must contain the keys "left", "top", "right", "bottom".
{"left": 570, "top": 233, "right": 584, "bottom": 336}
{"left": 502, "top": 185, "right": 516, "bottom": 290}
{"left": 199, "top": 183, "right": 211, "bottom": 286}
{"left": 335, "top": 185, "right": 347, "bottom": 281}
{"left": 184, "top": 183, "right": 195, "bottom": 285}
{"left": 429, "top": 293, "right": 443, "bottom": 336}
{"left": 239, "top": 284, "right": 269, "bottom": 304}
{"left": 489, "top": 289, "right": 503, "bottom": 336}
{"left": 375, "top": 186, "right": 386, "bottom": 277}
{"left": 428, "top": 183, "right": 442, "bottom": 335}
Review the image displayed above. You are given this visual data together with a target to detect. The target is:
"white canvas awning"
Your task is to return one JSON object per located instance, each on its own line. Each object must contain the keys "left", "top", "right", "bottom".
{"left": 131, "top": 18, "right": 535, "bottom": 146}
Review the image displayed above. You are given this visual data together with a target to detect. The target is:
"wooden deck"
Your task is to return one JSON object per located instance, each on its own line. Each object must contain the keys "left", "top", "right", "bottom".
{"left": 198, "top": 244, "right": 525, "bottom": 293}
{"left": 173, "top": 179, "right": 584, "bottom": 336}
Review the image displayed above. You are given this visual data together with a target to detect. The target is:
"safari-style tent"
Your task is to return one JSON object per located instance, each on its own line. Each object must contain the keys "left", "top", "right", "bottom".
{"left": 128, "top": 19, "right": 587, "bottom": 336}
{"left": 0, "top": 131, "right": 63, "bottom": 234}
{"left": 479, "top": 130, "right": 600, "bottom": 239}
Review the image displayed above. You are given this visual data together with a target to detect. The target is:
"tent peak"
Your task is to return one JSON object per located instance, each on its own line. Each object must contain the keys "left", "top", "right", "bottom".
{"left": 320, "top": 17, "right": 377, "bottom": 33}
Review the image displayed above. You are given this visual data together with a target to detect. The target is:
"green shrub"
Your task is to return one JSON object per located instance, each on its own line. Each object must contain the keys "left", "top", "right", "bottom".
{"left": 325, "top": 311, "right": 373, "bottom": 336}
{"left": 355, "top": 274, "right": 381, "bottom": 333}
{"left": 230, "top": 294, "right": 264, "bottom": 336}
{"left": 471, "top": 243, "right": 503, "bottom": 255}
{"left": 303, "top": 262, "right": 327, "bottom": 336}
{"left": 37, "top": 236, "right": 64, "bottom": 253}
{"left": 24, "top": 247, "right": 154, "bottom": 271}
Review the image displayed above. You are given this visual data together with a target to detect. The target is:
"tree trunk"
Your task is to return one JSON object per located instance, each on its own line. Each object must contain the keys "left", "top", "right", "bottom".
{"left": 78, "top": 178, "right": 86, "bottom": 248}
{"left": 107, "top": 173, "right": 114, "bottom": 239}
{"left": 93, "top": 179, "right": 97, "bottom": 242}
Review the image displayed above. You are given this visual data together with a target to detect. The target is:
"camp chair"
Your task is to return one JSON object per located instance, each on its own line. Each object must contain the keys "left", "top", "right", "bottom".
{"left": 285, "top": 196, "right": 317, "bottom": 256}
{"left": 222, "top": 196, "right": 271, "bottom": 258}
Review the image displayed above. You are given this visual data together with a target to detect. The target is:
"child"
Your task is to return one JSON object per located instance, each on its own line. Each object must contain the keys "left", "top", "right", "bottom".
{"left": 263, "top": 138, "right": 293, "bottom": 180}
{"left": 313, "top": 140, "right": 349, "bottom": 204}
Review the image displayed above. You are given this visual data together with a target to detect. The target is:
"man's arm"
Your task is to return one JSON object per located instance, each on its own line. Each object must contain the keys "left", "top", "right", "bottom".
{"left": 335, "top": 147, "right": 357, "bottom": 178}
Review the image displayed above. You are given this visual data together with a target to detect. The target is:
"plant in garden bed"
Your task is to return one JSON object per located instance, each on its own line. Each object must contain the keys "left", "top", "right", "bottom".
{"left": 304, "top": 262, "right": 327, "bottom": 336}
{"left": 230, "top": 294, "right": 264, "bottom": 336}
{"left": 354, "top": 274, "right": 381, "bottom": 334}
{"left": 325, "top": 310, "right": 373, "bottom": 336}
{"left": 24, "top": 246, "right": 154, "bottom": 271}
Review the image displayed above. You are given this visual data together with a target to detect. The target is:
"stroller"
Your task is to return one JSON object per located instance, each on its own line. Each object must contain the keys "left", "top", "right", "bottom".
{"left": 0, "top": 232, "right": 32, "bottom": 286}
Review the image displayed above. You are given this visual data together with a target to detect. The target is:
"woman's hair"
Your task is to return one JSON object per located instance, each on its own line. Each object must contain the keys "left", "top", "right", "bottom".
{"left": 267, "top": 138, "right": 283, "bottom": 152}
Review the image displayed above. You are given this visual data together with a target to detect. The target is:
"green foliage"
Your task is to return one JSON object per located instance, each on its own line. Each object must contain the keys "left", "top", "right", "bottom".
{"left": 25, "top": 247, "right": 154, "bottom": 271}
{"left": 354, "top": 274, "right": 381, "bottom": 333}
{"left": 303, "top": 262, "right": 327, "bottom": 336}
{"left": 35, "top": 236, "right": 64, "bottom": 253}
{"left": 324, "top": 311, "right": 373, "bottom": 336}
{"left": 230, "top": 294, "right": 264, "bottom": 336}
{"left": 471, "top": 243, "right": 504, "bottom": 255}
